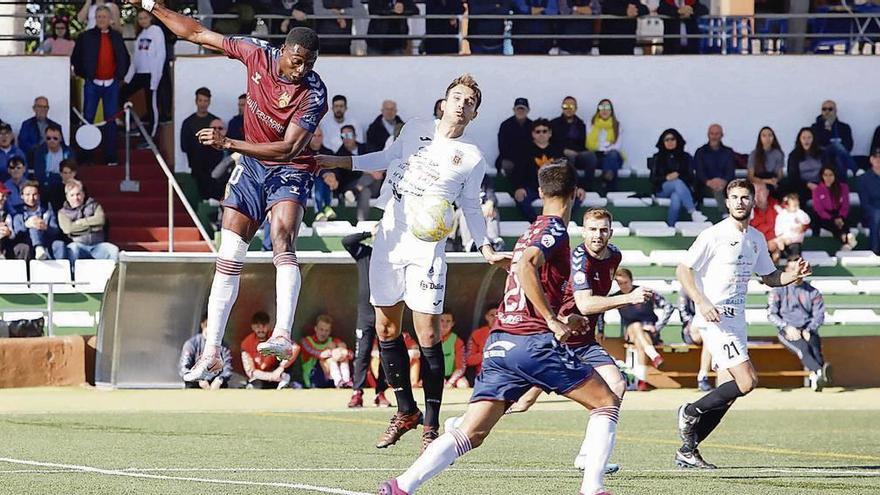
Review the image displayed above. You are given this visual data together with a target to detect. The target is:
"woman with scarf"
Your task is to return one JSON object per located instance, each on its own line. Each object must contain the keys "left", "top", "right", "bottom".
{"left": 583, "top": 98, "right": 624, "bottom": 193}
{"left": 650, "top": 128, "right": 707, "bottom": 226}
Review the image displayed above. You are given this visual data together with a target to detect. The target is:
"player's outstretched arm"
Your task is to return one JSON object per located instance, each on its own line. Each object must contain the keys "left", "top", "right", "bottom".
{"left": 315, "top": 154, "right": 353, "bottom": 170}
{"left": 574, "top": 286, "right": 652, "bottom": 316}
{"left": 760, "top": 258, "right": 812, "bottom": 287}
{"left": 676, "top": 262, "right": 720, "bottom": 322}
{"left": 128, "top": 1, "right": 225, "bottom": 52}
{"left": 516, "top": 246, "right": 571, "bottom": 342}
{"left": 198, "top": 121, "right": 313, "bottom": 162}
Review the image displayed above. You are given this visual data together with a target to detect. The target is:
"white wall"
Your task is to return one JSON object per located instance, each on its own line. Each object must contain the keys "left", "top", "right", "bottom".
{"left": 0, "top": 56, "right": 71, "bottom": 142}
{"left": 174, "top": 55, "right": 880, "bottom": 173}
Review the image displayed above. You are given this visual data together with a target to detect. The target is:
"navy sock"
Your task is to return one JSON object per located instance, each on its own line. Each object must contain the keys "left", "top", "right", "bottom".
{"left": 419, "top": 343, "right": 445, "bottom": 429}
{"left": 379, "top": 336, "right": 417, "bottom": 414}
{"left": 686, "top": 381, "right": 743, "bottom": 416}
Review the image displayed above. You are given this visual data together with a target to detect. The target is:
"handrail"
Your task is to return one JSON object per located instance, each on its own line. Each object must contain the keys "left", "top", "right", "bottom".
{"left": 122, "top": 103, "right": 217, "bottom": 254}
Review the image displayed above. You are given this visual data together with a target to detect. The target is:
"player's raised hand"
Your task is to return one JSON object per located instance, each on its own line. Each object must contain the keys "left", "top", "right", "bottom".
{"left": 629, "top": 286, "right": 653, "bottom": 305}
{"left": 696, "top": 298, "right": 720, "bottom": 323}
{"left": 197, "top": 127, "right": 227, "bottom": 150}
{"left": 481, "top": 246, "right": 512, "bottom": 270}
{"left": 795, "top": 257, "right": 812, "bottom": 280}
{"left": 548, "top": 317, "right": 572, "bottom": 343}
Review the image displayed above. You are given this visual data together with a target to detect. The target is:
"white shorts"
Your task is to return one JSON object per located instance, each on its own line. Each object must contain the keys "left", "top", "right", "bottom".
{"left": 697, "top": 317, "right": 750, "bottom": 370}
{"left": 369, "top": 220, "right": 447, "bottom": 315}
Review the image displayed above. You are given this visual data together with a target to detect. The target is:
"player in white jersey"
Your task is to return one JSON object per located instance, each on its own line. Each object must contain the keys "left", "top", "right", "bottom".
{"left": 316, "top": 74, "right": 508, "bottom": 451}
{"left": 674, "top": 179, "right": 811, "bottom": 469}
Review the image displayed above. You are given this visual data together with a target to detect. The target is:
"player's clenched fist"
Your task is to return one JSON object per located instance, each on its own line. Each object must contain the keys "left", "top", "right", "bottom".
{"left": 547, "top": 317, "right": 572, "bottom": 343}
{"left": 627, "top": 286, "right": 653, "bottom": 305}
{"left": 197, "top": 127, "right": 227, "bottom": 150}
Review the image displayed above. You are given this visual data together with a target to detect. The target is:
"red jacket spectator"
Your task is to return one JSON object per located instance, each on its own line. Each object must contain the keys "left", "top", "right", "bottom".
{"left": 751, "top": 195, "right": 779, "bottom": 243}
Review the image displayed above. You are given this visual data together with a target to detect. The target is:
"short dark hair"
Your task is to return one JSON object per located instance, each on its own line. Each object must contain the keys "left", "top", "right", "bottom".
{"left": 7, "top": 156, "right": 26, "bottom": 169}
{"left": 251, "top": 311, "right": 270, "bottom": 325}
{"left": 726, "top": 178, "right": 754, "bottom": 198}
{"left": 45, "top": 123, "right": 63, "bottom": 135}
{"left": 538, "top": 162, "right": 576, "bottom": 198}
{"left": 445, "top": 73, "right": 482, "bottom": 111}
{"left": 615, "top": 268, "right": 633, "bottom": 280}
{"left": 332, "top": 95, "right": 347, "bottom": 105}
{"left": 285, "top": 26, "right": 320, "bottom": 52}
{"left": 60, "top": 159, "right": 78, "bottom": 173}
{"left": 238, "top": 93, "right": 246, "bottom": 100}
{"left": 201, "top": 312, "right": 209, "bottom": 324}
{"left": 22, "top": 180, "right": 40, "bottom": 194}
{"left": 340, "top": 124, "right": 355, "bottom": 134}
{"left": 195, "top": 87, "right": 211, "bottom": 98}
{"left": 531, "top": 118, "right": 552, "bottom": 132}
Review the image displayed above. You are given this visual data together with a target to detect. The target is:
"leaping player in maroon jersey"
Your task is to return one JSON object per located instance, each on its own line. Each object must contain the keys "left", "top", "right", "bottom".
{"left": 127, "top": 1, "right": 329, "bottom": 379}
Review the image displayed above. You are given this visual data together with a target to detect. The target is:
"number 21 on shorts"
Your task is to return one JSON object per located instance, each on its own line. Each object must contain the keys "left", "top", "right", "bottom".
{"left": 722, "top": 340, "right": 740, "bottom": 360}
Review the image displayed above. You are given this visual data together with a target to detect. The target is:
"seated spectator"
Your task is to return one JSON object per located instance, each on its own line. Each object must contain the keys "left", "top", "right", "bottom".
{"left": 512, "top": 0, "right": 559, "bottom": 54}
{"left": 677, "top": 292, "right": 712, "bottom": 391}
{"left": 558, "top": 0, "right": 597, "bottom": 54}
{"left": 550, "top": 96, "right": 588, "bottom": 195}
{"left": 180, "top": 88, "right": 219, "bottom": 200}
{"left": 207, "top": 120, "right": 238, "bottom": 198}
{"left": 0, "top": 122, "right": 27, "bottom": 180}
{"left": 693, "top": 123, "right": 735, "bottom": 213}
{"left": 121, "top": 9, "right": 167, "bottom": 139}
{"left": 0, "top": 183, "right": 30, "bottom": 260}
{"left": 438, "top": 313, "right": 468, "bottom": 388}
{"left": 650, "top": 128, "right": 706, "bottom": 226}
{"left": 613, "top": 268, "right": 674, "bottom": 390}
{"left": 179, "top": 313, "right": 233, "bottom": 389}
{"left": 599, "top": 0, "right": 648, "bottom": 55}
{"left": 300, "top": 314, "right": 354, "bottom": 389}
{"left": 463, "top": 304, "right": 497, "bottom": 386}
{"left": 315, "top": 0, "right": 355, "bottom": 55}
{"left": 330, "top": 123, "right": 382, "bottom": 222}
{"left": 47, "top": 160, "right": 79, "bottom": 212}
{"left": 812, "top": 165, "right": 857, "bottom": 251}
{"left": 583, "top": 99, "right": 625, "bottom": 193}
{"left": 320, "top": 95, "right": 364, "bottom": 154}
{"left": 747, "top": 126, "right": 785, "bottom": 192}
{"left": 241, "top": 311, "right": 299, "bottom": 389}
{"left": 307, "top": 128, "right": 338, "bottom": 222}
{"left": 424, "top": 0, "right": 465, "bottom": 54}
{"left": 12, "top": 181, "right": 65, "bottom": 261}
{"left": 786, "top": 127, "right": 824, "bottom": 203}
{"left": 226, "top": 94, "right": 246, "bottom": 141}
{"left": 366, "top": 0, "right": 419, "bottom": 55}
{"left": 811, "top": 100, "right": 856, "bottom": 176}
{"left": 467, "top": 0, "right": 513, "bottom": 54}
{"left": 58, "top": 179, "right": 119, "bottom": 264}
{"left": 433, "top": 99, "right": 444, "bottom": 120}
{"left": 458, "top": 175, "right": 504, "bottom": 252}
{"left": 768, "top": 257, "right": 830, "bottom": 391}
{"left": 366, "top": 100, "right": 404, "bottom": 153}
{"left": 3, "top": 157, "right": 28, "bottom": 214}
{"left": 19, "top": 97, "right": 64, "bottom": 157}
{"left": 496, "top": 98, "right": 532, "bottom": 176}
{"left": 31, "top": 125, "right": 72, "bottom": 190}
{"left": 750, "top": 182, "right": 782, "bottom": 262}
{"left": 512, "top": 119, "right": 564, "bottom": 222}
{"left": 658, "top": 0, "right": 707, "bottom": 54}
{"left": 774, "top": 192, "right": 810, "bottom": 260}
{"left": 37, "top": 16, "right": 76, "bottom": 56}
{"left": 858, "top": 148, "right": 880, "bottom": 255}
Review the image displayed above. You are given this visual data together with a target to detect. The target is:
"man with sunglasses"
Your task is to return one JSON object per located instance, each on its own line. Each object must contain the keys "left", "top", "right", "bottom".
{"left": 19, "top": 97, "right": 65, "bottom": 157}
{"left": 0, "top": 123, "right": 27, "bottom": 182}
{"left": 3, "top": 157, "right": 28, "bottom": 215}
{"left": 512, "top": 118, "right": 564, "bottom": 222}
{"left": 810, "top": 100, "right": 856, "bottom": 176}
{"left": 31, "top": 125, "right": 72, "bottom": 191}
{"left": 551, "top": 96, "right": 589, "bottom": 200}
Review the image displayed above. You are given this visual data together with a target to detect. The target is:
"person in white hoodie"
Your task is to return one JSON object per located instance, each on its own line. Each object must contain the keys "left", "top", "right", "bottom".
{"left": 121, "top": 9, "right": 166, "bottom": 138}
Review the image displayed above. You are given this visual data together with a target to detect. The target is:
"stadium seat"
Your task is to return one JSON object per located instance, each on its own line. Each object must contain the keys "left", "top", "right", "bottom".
{"left": 610, "top": 197, "right": 651, "bottom": 207}
{"left": 703, "top": 198, "right": 718, "bottom": 208}
{"left": 801, "top": 251, "right": 837, "bottom": 267}
{"left": 857, "top": 280, "right": 880, "bottom": 295}
{"left": 735, "top": 169, "right": 748, "bottom": 178}
{"left": 832, "top": 309, "right": 880, "bottom": 325}
{"left": 312, "top": 221, "right": 358, "bottom": 237}
{"left": 746, "top": 309, "right": 768, "bottom": 325}
{"left": 299, "top": 223, "right": 313, "bottom": 237}
{"left": 849, "top": 192, "right": 860, "bottom": 207}
{"left": 616, "top": 169, "right": 632, "bottom": 178}
{"left": 620, "top": 250, "right": 652, "bottom": 266}
{"left": 581, "top": 195, "right": 608, "bottom": 208}
{"left": 809, "top": 279, "right": 860, "bottom": 295}
{"left": 356, "top": 220, "right": 378, "bottom": 233}
{"left": 675, "top": 221, "right": 713, "bottom": 237}
{"left": 604, "top": 310, "right": 621, "bottom": 324}
{"left": 495, "top": 191, "right": 515, "bottom": 207}
{"left": 611, "top": 221, "right": 630, "bottom": 237}
{"left": 836, "top": 251, "right": 880, "bottom": 267}
{"left": 639, "top": 279, "right": 675, "bottom": 293}
{"left": 52, "top": 311, "right": 96, "bottom": 328}
{"left": 0, "top": 260, "right": 30, "bottom": 294}
{"left": 633, "top": 168, "right": 651, "bottom": 178}
{"left": 500, "top": 221, "right": 531, "bottom": 238}
{"left": 73, "top": 260, "right": 117, "bottom": 294}
{"left": 819, "top": 227, "right": 859, "bottom": 238}
{"left": 630, "top": 222, "right": 675, "bottom": 237}
{"left": 649, "top": 250, "right": 688, "bottom": 266}
{"left": 654, "top": 197, "right": 671, "bottom": 207}
{"left": 748, "top": 279, "right": 771, "bottom": 294}
{"left": 29, "top": 260, "right": 75, "bottom": 294}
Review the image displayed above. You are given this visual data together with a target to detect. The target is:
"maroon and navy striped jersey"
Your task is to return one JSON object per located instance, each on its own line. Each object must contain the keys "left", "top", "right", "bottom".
{"left": 560, "top": 243, "right": 622, "bottom": 347}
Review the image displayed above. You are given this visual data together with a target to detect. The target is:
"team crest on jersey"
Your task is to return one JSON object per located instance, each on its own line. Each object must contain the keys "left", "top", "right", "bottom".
{"left": 452, "top": 150, "right": 463, "bottom": 166}
{"left": 574, "top": 271, "right": 586, "bottom": 285}
{"left": 278, "top": 92, "right": 292, "bottom": 108}
{"left": 251, "top": 73, "right": 262, "bottom": 85}
{"left": 541, "top": 234, "right": 556, "bottom": 248}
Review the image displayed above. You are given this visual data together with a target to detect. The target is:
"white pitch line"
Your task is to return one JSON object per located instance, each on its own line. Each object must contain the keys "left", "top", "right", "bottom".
{"left": 760, "top": 468, "right": 880, "bottom": 477}
{"left": 0, "top": 458, "right": 371, "bottom": 495}
{"left": 0, "top": 469, "right": 78, "bottom": 474}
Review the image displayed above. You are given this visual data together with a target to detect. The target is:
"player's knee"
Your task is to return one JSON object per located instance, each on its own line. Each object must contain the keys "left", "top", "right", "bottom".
{"left": 375, "top": 324, "right": 399, "bottom": 341}
{"left": 218, "top": 229, "right": 248, "bottom": 263}
{"left": 609, "top": 378, "right": 626, "bottom": 400}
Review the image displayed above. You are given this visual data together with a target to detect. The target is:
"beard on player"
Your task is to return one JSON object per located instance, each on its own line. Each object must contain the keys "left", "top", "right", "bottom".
{"left": 728, "top": 201, "right": 753, "bottom": 221}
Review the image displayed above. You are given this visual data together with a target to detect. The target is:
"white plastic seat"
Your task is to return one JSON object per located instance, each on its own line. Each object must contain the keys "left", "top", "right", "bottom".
{"left": 833, "top": 309, "right": 880, "bottom": 325}
{"left": 606, "top": 191, "right": 637, "bottom": 201}
{"left": 499, "top": 221, "right": 531, "bottom": 238}
{"left": 29, "top": 260, "right": 75, "bottom": 294}
{"left": 809, "top": 279, "right": 860, "bottom": 295}
{"left": 611, "top": 221, "right": 630, "bottom": 237}
{"left": 735, "top": 168, "right": 748, "bottom": 178}
{"left": 856, "top": 280, "right": 880, "bottom": 295}
{"left": 298, "top": 223, "right": 313, "bottom": 237}
{"left": 581, "top": 197, "right": 608, "bottom": 208}
{"left": 604, "top": 310, "right": 621, "bottom": 325}
{"left": 620, "top": 250, "right": 652, "bottom": 267}
{"left": 675, "top": 221, "right": 713, "bottom": 237}
{"left": 639, "top": 279, "right": 674, "bottom": 293}
{"left": 73, "top": 259, "right": 117, "bottom": 294}
{"left": 649, "top": 250, "right": 688, "bottom": 267}
{"left": 801, "top": 251, "right": 837, "bottom": 267}
{"left": 0, "top": 260, "right": 30, "bottom": 294}
{"left": 748, "top": 279, "right": 771, "bottom": 294}
{"left": 654, "top": 197, "right": 671, "bottom": 207}
{"left": 610, "top": 197, "right": 651, "bottom": 207}
{"left": 630, "top": 222, "right": 676, "bottom": 237}
{"left": 837, "top": 251, "right": 880, "bottom": 267}
{"left": 52, "top": 311, "right": 95, "bottom": 327}
{"left": 495, "top": 192, "right": 515, "bottom": 207}
{"left": 745, "top": 309, "right": 768, "bottom": 325}
{"left": 312, "top": 221, "right": 357, "bottom": 237}
{"left": 356, "top": 220, "right": 379, "bottom": 233}
{"left": 702, "top": 198, "right": 718, "bottom": 208}
{"left": 616, "top": 168, "right": 632, "bottom": 178}
{"left": 634, "top": 168, "right": 651, "bottom": 178}
{"left": 849, "top": 192, "right": 860, "bottom": 207}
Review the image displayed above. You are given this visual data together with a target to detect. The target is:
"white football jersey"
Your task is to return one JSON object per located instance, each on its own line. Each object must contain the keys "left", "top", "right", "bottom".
{"left": 683, "top": 218, "right": 776, "bottom": 325}
{"left": 352, "top": 118, "right": 489, "bottom": 246}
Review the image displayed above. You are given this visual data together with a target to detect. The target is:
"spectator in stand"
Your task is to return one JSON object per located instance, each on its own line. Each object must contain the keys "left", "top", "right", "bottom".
{"left": 3, "top": 157, "right": 27, "bottom": 214}
{"left": 613, "top": 268, "right": 674, "bottom": 390}
{"left": 678, "top": 292, "right": 713, "bottom": 391}
{"left": 121, "top": 9, "right": 166, "bottom": 139}
{"left": 334, "top": 125, "right": 380, "bottom": 222}
{"left": 0, "top": 122, "right": 27, "bottom": 180}
{"left": 320, "top": 95, "right": 364, "bottom": 155}
{"left": 71, "top": 5, "right": 129, "bottom": 166}
{"left": 748, "top": 126, "right": 785, "bottom": 193}
{"left": 512, "top": 0, "right": 559, "bottom": 54}
{"left": 180, "top": 87, "right": 219, "bottom": 200}
{"left": 650, "top": 128, "right": 706, "bottom": 226}
{"left": 179, "top": 313, "right": 234, "bottom": 389}
{"left": 433, "top": 99, "right": 444, "bottom": 120}
{"left": 31, "top": 125, "right": 72, "bottom": 192}
{"left": 300, "top": 315, "right": 354, "bottom": 389}
{"left": 768, "top": 257, "right": 830, "bottom": 392}
{"left": 463, "top": 304, "right": 497, "bottom": 386}
{"left": 37, "top": 16, "right": 76, "bottom": 56}
{"left": 19, "top": 97, "right": 64, "bottom": 157}
{"left": 47, "top": 160, "right": 79, "bottom": 212}
{"left": 458, "top": 175, "right": 504, "bottom": 252}
{"left": 241, "top": 311, "right": 298, "bottom": 389}
{"left": 858, "top": 148, "right": 880, "bottom": 255}
{"left": 750, "top": 182, "right": 782, "bottom": 262}
{"left": 511, "top": 119, "right": 564, "bottom": 222}
{"left": 57, "top": 179, "right": 119, "bottom": 264}
{"left": 774, "top": 192, "right": 810, "bottom": 260}
{"left": 78, "top": 0, "right": 121, "bottom": 30}
{"left": 206, "top": 119, "right": 238, "bottom": 201}
{"left": 367, "top": 0, "right": 419, "bottom": 55}
{"left": 424, "top": 0, "right": 465, "bottom": 54}
{"left": 810, "top": 100, "right": 856, "bottom": 176}
{"left": 438, "top": 313, "right": 468, "bottom": 388}
{"left": 550, "top": 96, "right": 588, "bottom": 195}
{"left": 314, "top": 0, "right": 354, "bottom": 55}
{"left": 252, "top": 0, "right": 312, "bottom": 37}
{"left": 872, "top": 125, "right": 880, "bottom": 157}
{"left": 307, "top": 128, "right": 339, "bottom": 222}
{"left": 227, "top": 94, "right": 246, "bottom": 141}
{"left": 658, "top": 0, "right": 707, "bottom": 54}
{"left": 558, "top": 0, "right": 598, "bottom": 54}
{"left": 12, "top": 181, "right": 66, "bottom": 261}
{"left": 693, "top": 123, "right": 736, "bottom": 213}
{"left": 366, "top": 100, "right": 404, "bottom": 152}
{"left": 0, "top": 183, "right": 30, "bottom": 260}
{"left": 467, "top": 0, "right": 513, "bottom": 54}
{"left": 812, "top": 165, "right": 857, "bottom": 251}
{"left": 496, "top": 97, "right": 532, "bottom": 177}
{"left": 600, "top": 0, "right": 648, "bottom": 55}
{"left": 786, "top": 127, "right": 824, "bottom": 203}
{"left": 583, "top": 98, "right": 625, "bottom": 193}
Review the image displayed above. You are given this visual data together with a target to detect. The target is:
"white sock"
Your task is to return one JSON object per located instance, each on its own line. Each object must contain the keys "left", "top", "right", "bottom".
{"left": 205, "top": 229, "right": 248, "bottom": 351}
{"left": 697, "top": 370, "right": 708, "bottom": 381}
{"left": 328, "top": 360, "right": 343, "bottom": 387}
{"left": 633, "top": 364, "right": 647, "bottom": 381}
{"left": 340, "top": 361, "right": 351, "bottom": 383}
{"left": 644, "top": 345, "right": 660, "bottom": 361}
{"left": 271, "top": 252, "right": 301, "bottom": 340}
{"left": 397, "top": 430, "right": 471, "bottom": 493}
{"left": 580, "top": 406, "right": 619, "bottom": 495}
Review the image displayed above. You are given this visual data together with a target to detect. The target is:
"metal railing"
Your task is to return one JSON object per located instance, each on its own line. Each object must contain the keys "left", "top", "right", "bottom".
{"left": 122, "top": 102, "right": 217, "bottom": 254}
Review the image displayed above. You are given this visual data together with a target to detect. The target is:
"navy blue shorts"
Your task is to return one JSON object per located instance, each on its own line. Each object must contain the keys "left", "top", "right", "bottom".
{"left": 221, "top": 155, "right": 314, "bottom": 222}
{"left": 470, "top": 331, "right": 594, "bottom": 403}
{"left": 570, "top": 342, "right": 617, "bottom": 369}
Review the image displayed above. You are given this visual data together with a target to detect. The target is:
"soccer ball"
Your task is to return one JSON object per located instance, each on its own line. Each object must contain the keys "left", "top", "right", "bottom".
{"left": 407, "top": 196, "right": 454, "bottom": 242}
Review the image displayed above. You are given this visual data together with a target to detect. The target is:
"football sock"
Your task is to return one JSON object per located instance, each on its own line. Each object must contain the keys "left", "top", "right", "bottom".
{"left": 686, "top": 381, "right": 744, "bottom": 416}
{"left": 419, "top": 343, "right": 445, "bottom": 429}
{"left": 697, "top": 370, "right": 709, "bottom": 381}
{"left": 644, "top": 345, "right": 660, "bottom": 361}
{"left": 580, "top": 405, "right": 619, "bottom": 495}
{"left": 380, "top": 336, "right": 418, "bottom": 413}
{"left": 271, "top": 252, "right": 301, "bottom": 340}
{"left": 397, "top": 429, "right": 471, "bottom": 493}
{"left": 633, "top": 364, "right": 647, "bottom": 381}
{"left": 328, "top": 360, "right": 343, "bottom": 387}
{"left": 696, "top": 403, "right": 732, "bottom": 444}
{"left": 340, "top": 361, "right": 351, "bottom": 384}
{"left": 205, "top": 229, "right": 248, "bottom": 352}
